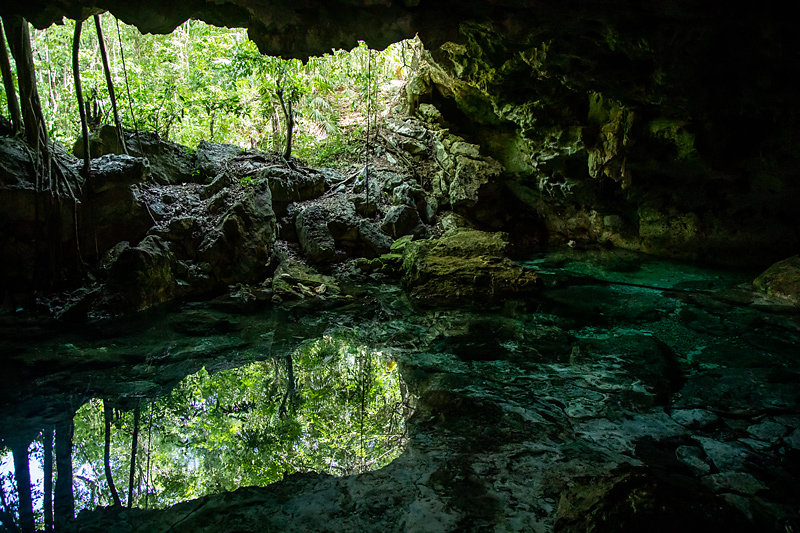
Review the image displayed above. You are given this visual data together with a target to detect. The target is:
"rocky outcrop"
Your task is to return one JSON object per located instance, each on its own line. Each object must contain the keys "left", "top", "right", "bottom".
{"left": 401, "top": 227, "right": 540, "bottom": 305}
{"left": 107, "top": 234, "right": 177, "bottom": 309}
{"left": 124, "top": 130, "right": 198, "bottom": 185}
{"left": 753, "top": 255, "right": 800, "bottom": 306}
{"left": 295, "top": 204, "right": 337, "bottom": 265}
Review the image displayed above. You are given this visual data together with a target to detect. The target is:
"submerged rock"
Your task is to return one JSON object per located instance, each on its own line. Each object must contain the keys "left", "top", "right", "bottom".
{"left": 401, "top": 228, "right": 540, "bottom": 305}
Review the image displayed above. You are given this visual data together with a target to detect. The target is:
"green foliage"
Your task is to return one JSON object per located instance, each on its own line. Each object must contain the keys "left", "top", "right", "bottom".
{"left": 15, "top": 16, "right": 415, "bottom": 165}
{"left": 71, "top": 332, "right": 407, "bottom": 511}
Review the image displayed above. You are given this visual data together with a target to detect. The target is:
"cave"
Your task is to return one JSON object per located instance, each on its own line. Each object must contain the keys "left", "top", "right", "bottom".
{"left": 1, "top": 1, "right": 799, "bottom": 532}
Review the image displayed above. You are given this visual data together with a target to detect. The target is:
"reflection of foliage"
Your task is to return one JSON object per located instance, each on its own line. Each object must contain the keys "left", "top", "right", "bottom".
{"left": 71, "top": 333, "right": 408, "bottom": 511}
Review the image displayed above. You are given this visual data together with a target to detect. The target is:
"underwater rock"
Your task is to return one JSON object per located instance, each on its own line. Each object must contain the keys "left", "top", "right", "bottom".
{"left": 401, "top": 227, "right": 540, "bottom": 305}
{"left": 753, "top": 255, "right": 800, "bottom": 305}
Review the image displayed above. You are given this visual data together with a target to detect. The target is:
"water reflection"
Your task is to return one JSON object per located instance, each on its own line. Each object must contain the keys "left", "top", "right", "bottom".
{"left": 1, "top": 333, "right": 408, "bottom": 528}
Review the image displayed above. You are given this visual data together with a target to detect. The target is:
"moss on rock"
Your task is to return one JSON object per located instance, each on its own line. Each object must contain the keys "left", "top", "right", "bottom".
{"left": 401, "top": 228, "right": 539, "bottom": 305}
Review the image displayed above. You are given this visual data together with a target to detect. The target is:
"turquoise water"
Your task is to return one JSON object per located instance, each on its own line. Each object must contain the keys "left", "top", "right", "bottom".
{"left": 1, "top": 249, "right": 798, "bottom": 528}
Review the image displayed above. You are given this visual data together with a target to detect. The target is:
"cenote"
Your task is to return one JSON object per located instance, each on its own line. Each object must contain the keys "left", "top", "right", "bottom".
{"left": 2, "top": 2, "right": 800, "bottom": 532}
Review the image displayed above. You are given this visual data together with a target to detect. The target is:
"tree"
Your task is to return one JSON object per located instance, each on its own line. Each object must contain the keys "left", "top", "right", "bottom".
{"left": 2, "top": 16, "right": 49, "bottom": 163}
{"left": 0, "top": 19, "right": 21, "bottom": 134}
{"left": 72, "top": 18, "right": 90, "bottom": 175}
{"left": 10, "top": 440, "right": 34, "bottom": 533}
{"left": 54, "top": 418, "right": 74, "bottom": 529}
{"left": 94, "top": 14, "right": 125, "bottom": 154}
{"left": 103, "top": 400, "right": 122, "bottom": 507}
{"left": 42, "top": 428, "right": 54, "bottom": 533}
{"left": 127, "top": 403, "right": 140, "bottom": 508}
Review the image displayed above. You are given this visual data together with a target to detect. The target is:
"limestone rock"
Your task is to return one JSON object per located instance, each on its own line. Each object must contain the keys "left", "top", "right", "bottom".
{"left": 197, "top": 180, "right": 276, "bottom": 284}
{"left": 381, "top": 204, "right": 422, "bottom": 238}
{"left": 195, "top": 140, "right": 243, "bottom": 181}
{"left": 124, "top": 130, "right": 197, "bottom": 185}
{"left": 753, "top": 255, "right": 800, "bottom": 305}
{"left": 401, "top": 228, "right": 540, "bottom": 305}
{"left": 72, "top": 124, "right": 125, "bottom": 159}
{"left": 108, "top": 234, "right": 177, "bottom": 309}
{"left": 296, "top": 205, "right": 337, "bottom": 264}
{"left": 272, "top": 257, "right": 339, "bottom": 301}
{"left": 261, "top": 166, "right": 326, "bottom": 214}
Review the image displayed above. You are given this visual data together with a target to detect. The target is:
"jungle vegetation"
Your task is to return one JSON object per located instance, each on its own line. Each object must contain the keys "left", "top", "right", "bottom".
{"left": 1, "top": 14, "right": 419, "bottom": 169}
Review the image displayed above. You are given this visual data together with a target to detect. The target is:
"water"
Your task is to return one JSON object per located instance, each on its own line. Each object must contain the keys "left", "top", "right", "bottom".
{"left": 1, "top": 248, "right": 798, "bottom": 530}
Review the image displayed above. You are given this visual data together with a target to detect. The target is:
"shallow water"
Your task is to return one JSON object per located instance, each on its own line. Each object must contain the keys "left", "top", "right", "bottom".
{"left": 1, "top": 248, "right": 798, "bottom": 529}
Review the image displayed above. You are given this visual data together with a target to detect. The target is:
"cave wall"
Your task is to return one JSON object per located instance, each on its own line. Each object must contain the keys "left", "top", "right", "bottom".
{"left": 403, "top": 6, "right": 800, "bottom": 264}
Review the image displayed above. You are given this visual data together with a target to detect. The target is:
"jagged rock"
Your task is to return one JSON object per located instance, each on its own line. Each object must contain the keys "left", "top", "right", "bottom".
{"left": 261, "top": 166, "right": 326, "bottom": 215}
{"left": 357, "top": 219, "right": 393, "bottom": 257}
{"left": 296, "top": 205, "right": 337, "bottom": 264}
{"left": 353, "top": 193, "right": 378, "bottom": 217}
{"left": 124, "top": 130, "right": 198, "bottom": 185}
{"left": 197, "top": 180, "right": 277, "bottom": 284}
{"left": 84, "top": 155, "right": 152, "bottom": 257}
{"left": 381, "top": 204, "right": 422, "bottom": 238}
{"left": 196, "top": 140, "right": 242, "bottom": 181}
{"left": 401, "top": 228, "right": 540, "bottom": 305}
{"left": 753, "top": 255, "right": 800, "bottom": 305}
{"left": 271, "top": 257, "right": 339, "bottom": 301}
{"left": 72, "top": 124, "right": 124, "bottom": 159}
{"left": 201, "top": 172, "right": 233, "bottom": 200}
{"left": 107, "top": 234, "right": 177, "bottom": 309}
{"left": 0, "top": 136, "right": 38, "bottom": 189}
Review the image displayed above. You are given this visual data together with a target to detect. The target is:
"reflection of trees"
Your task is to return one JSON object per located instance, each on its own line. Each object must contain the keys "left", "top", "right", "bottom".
{"left": 66, "top": 333, "right": 408, "bottom": 512}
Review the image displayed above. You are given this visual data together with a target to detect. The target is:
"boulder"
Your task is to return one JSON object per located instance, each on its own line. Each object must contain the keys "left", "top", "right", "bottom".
{"left": 272, "top": 257, "right": 339, "bottom": 301}
{"left": 72, "top": 124, "right": 124, "bottom": 159}
{"left": 753, "top": 255, "right": 800, "bottom": 305}
{"left": 260, "top": 166, "right": 325, "bottom": 214}
{"left": 196, "top": 140, "right": 242, "bottom": 181}
{"left": 296, "top": 205, "right": 337, "bottom": 264}
{"left": 401, "top": 228, "right": 540, "bottom": 305}
{"left": 84, "top": 155, "right": 152, "bottom": 258}
{"left": 123, "top": 131, "right": 197, "bottom": 185}
{"left": 197, "top": 180, "right": 277, "bottom": 284}
{"left": 382, "top": 204, "right": 422, "bottom": 238}
{"left": 107, "top": 235, "right": 177, "bottom": 309}
{"left": 358, "top": 219, "right": 393, "bottom": 257}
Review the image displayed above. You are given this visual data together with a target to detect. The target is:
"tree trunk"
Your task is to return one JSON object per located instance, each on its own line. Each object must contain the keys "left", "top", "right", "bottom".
{"left": 2, "top": 15, "right": 49, "bottom": 158}
{"left": 276, "top": 87, "right": 293, "bottom": 161}
{"left": 72, "top": 19, "right": 90, "bottom": 175}
{"left": 0, "top": 19, "right": 22, "bottom": 134}
{"left": 103, "top": 400, "right": 122, "bottom": 507}
{"left": 54, "top": 418, "right": 74, "bottom": 530}
{"left": 127, "top": 403, "right": 140, "bottom": 508}
{"left": 94, "top": 14, "right": 126, "bottom": 154}
{"left": 11, "top": 441, "right": 35, "bottom": 533}
{"left": 43, "top": 428, "right": 54, "bottom": 533}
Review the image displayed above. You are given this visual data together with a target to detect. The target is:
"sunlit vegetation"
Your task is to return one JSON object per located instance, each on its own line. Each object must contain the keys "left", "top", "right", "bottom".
{"left": 1, "top": 15, "right": 419, "bottom": 168}
{"left": 70, "top": 334, "right": 409, "bottom": 511}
